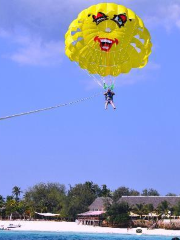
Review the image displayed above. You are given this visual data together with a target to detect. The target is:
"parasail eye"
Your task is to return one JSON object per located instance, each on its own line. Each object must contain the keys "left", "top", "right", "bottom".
{"left": 112, "top": 14, "right": 127, "bottom": 27}
{"left": 92, "top": 12, "right": 108, "bottom": 25}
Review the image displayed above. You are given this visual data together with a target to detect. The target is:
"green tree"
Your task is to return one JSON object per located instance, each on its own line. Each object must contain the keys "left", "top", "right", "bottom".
{"left": 6, "top": 195, "right": 13, "bottom": 201}
{"left": 66, "top": 182, "right": 100, "bottom": 220}
{"left": 173, "top": 201, "right": 180, "bottom": 216}
{"left": 0, "top": 195, "right": 5, "bottom": 219}
{"left": 106, "top": 202, "right": 130, "bottom": 226}
{"left": 132, "top": 204, "right": 146, "bottom": 218}
{"left": 113, "top": 187, "right": 130, "bottom": 202}
{"left": 99, "top": 184, "right": 111, "bottom": 197}
{"left": 16, "top": 200, "right": 28, "bottom": 219}
{"left": 157, "top": 201, "right": 171, "bottom": 217}
{"left": 166, "top": 193, "right": 177, "bottom": 196}
{"left": 113, "top": 187, "right": 140, "bottom": 202}
{"left": 84, "top": 181, "right": 102, "bottom": 197}
{"left": 24, "top": 182, "right": 66, "bottom": 218}
{"left": 143, "top": 204, "right": 154, "bottom": 215}
{"left": 129, "top": 189, "right": 140, "bottom": 196}
{"left": 5, "top": 197, "right": 17, "bottom": 219}
{"left": 141, "top": 188, "right": 160, "bottom": 196}
{"left": 12, "top": 186, "right": 22, "bottom": 201}
{"left": 0, "top": 195, "right": 4, "bottom": 207}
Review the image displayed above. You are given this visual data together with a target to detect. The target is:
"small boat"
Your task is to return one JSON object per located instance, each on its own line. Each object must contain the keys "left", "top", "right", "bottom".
{"left": 0, "top": 225, "right": 10, "bottom": 231}
{"left": 7, "top": 224, "right": 21, "bottom": 228}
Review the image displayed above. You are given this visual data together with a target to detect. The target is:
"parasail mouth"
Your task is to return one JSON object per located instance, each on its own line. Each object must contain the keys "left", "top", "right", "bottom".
{"left": 94, "top": 36, "right": 118, "bottom": 52}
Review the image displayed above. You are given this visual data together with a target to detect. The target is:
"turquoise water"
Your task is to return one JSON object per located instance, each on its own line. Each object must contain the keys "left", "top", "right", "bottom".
{"left": 0, "top": 232, "right": 177, "bottom": 240}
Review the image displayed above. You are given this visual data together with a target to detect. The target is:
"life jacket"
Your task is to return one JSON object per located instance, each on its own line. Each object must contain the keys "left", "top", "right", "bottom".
{"left": 106, "top": 92, "right": 113, "bottom": 101}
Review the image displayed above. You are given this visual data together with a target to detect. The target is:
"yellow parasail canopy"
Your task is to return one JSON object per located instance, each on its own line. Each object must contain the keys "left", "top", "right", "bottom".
{"left": 65, "top": 3, "right": 152, "bottom": 77}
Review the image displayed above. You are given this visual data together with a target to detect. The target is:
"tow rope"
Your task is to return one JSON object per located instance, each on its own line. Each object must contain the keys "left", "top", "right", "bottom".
{"left": 0, "top": 92, "right": 102, "bottom": 121}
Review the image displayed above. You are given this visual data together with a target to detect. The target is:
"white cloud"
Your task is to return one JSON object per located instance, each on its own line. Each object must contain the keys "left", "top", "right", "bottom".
{"left": 8, "top": 39, "right": 64, "bottom": 66}
{"left": 1, "top": 0, "right": 180, "bottom": 38}
{"left": 144, "top": 2, "right": 180, "bottom": 32}
{"left": 0, "top": 30, "right": 64, "bottom": 66}
{"left": 167, "top": 4, "right": 180, "bottom": 30}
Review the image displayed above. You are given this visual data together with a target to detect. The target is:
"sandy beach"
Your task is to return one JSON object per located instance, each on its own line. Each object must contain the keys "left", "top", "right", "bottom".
{"left": 0, "top": 221, "right": 180, "bottom": 237}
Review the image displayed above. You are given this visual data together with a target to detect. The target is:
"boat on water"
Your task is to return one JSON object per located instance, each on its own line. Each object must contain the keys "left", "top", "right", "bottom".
{"left": 0, "top": 225, "right": 11, "bottom": 231}
{"left": 7, "top": 223, "right": 21, "bottom": 229}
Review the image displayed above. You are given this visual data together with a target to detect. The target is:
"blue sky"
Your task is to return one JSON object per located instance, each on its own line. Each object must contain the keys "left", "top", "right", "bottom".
{"left": 0, "top": 0, "right": 180, "bottom": 197}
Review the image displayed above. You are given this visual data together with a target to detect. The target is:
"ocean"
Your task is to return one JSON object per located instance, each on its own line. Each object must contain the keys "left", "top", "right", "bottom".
{"left": 0, "top": 232, "right": 176, "bottom": 240}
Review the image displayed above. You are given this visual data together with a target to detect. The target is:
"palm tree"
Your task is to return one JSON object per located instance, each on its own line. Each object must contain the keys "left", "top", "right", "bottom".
{"left": 143, "top": 204, "right": 154, "bottom": 215}
{"left": 0, "top": 195, "right": 5, "bottom": 219}
{"left": 6, "top": 195, "right": 13, "bottom": 201}
{"left": 6, "top": 198, "right": 17, "bottom": 220}
{"left": 173, "top": 201, "right": 180, "bottom": 216}
{"left": 0, "top": 195, "right": 4, "bottom": 207}
{"left": 12, "top": 186, "right": 22, "bottom": 202}
{"left": 157, "top": 201, "right": 171, "bottom": 218}
{"left": 132, "top": 204, "right": 145, "bottom": 218}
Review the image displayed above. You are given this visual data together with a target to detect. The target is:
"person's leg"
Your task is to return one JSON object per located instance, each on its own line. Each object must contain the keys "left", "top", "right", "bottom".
{"left": 110, "top": 100, "right": 116, "bottom": 109}
{"left": 105, "top": 101, "right": 108, "bottom": 109}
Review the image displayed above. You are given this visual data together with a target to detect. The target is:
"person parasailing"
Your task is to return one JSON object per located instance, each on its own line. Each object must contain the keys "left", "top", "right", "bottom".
{"left": 103, "top": 81, "right": 116, "bottom": 109}
{"left": 104, "top": 88, "right": 116, "bottom": 110}
{"left": 65, "top": 3, "right": 152, "bottom": 110}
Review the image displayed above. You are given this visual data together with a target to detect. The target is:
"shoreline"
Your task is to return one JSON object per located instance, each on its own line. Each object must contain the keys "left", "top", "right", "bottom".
{"left": 0, "top": 221, "right": 180, "bottom": 237}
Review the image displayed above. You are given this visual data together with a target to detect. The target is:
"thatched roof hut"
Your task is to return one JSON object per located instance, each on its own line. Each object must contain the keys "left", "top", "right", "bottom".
{"left": 77, "top": 198, "right": 112, "bottom": 226}
{"left": 119, "top": 196, "right": 180, "bottom": 208}
{"left": 88, "top": 197, "right": 112, "bottom": 211}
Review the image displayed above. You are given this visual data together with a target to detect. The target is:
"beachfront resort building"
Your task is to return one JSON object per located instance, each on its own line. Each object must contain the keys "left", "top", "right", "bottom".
{"left": 119, "top": 196, "right": 180, "bottom": 219}
{"left": 119, "top": 196, "right": 180, "bottom": 209}
{"left": 77, "top": 197, "right": 112, "bottom": 226}
{"left": 77, "top": 196, "right": 180, "bottom": 225}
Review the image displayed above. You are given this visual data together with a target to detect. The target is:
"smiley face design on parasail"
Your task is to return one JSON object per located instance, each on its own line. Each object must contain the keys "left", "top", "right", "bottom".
{"left": 65, "top": 3, "right": 152, "bottom": 77}
{"left": 93, "top": 12, "right": 127, "bottom": 52}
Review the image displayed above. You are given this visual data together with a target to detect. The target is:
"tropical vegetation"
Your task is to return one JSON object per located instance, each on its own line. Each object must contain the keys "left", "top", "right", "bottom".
{"left": 1, "top": 182, "right": 180, "bottom": 224}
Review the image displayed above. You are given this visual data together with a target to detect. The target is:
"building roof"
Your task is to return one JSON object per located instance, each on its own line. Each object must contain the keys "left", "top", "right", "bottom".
{"left": 119, "top": 196, "right": 180, "bottom": 208}
{"left": 35, "top": 212, "right": 60, "bottom": 217}
{"left": 88, "top": 197, "right": 112, "bottom": 211}
{"left": 78, "top": 211, "right": 105, "bottom": 216}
